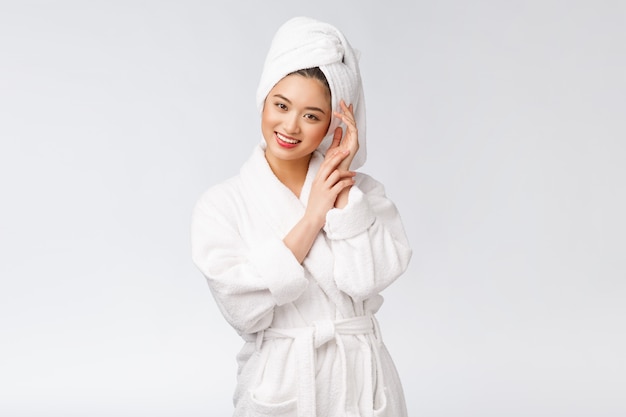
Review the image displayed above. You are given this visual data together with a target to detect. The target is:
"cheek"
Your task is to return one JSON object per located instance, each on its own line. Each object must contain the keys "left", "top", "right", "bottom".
{"left": 307, "top": 124, "right": 329, "bottom": 145}
{"left": 316, "top": 119, "right": 332, "bottom": 139}
{"left": 261, "top": 108, "right": 274, "bottom": 130}
{"left": 319, "top": 124, "right": 330, "bottom": 138}
{"left": 263, "top": 103, "right": 284, "bottom": 121}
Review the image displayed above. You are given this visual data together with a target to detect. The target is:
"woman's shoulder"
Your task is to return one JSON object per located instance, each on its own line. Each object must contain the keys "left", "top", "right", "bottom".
{"left": 193, "top": 143, "right": 267, "bottom": 215}
{"left": 194, "top": 175, "right": 244, "bottom": 214}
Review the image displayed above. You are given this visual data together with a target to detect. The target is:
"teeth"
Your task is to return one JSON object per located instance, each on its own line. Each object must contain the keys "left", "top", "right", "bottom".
{"left": 277, "top": 133, "right": 300, "bottom": 144}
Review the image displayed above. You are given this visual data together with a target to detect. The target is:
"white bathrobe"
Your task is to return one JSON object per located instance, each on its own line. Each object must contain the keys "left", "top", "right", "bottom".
{"left": 191, "top": 143, "right": 412, "bottom": 417}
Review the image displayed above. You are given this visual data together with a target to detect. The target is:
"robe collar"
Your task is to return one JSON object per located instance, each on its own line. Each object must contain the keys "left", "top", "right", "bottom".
{"left": 239, "top": 142, "right": 323, "bottom": 239}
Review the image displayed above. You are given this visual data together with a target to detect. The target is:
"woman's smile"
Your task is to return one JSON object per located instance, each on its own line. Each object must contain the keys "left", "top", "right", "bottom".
{"left": 275, "top": 132, "right": 302, "bottom": 148}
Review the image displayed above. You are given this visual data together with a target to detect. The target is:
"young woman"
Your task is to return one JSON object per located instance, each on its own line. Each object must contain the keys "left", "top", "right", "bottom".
{"left": 191, "top": 16, "right": 412, "bottom": 417}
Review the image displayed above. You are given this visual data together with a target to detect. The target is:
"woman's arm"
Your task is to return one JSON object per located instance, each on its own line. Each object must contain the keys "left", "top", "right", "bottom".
{"left": 191, "top": 190, "right": 308, "bottom": 335}
{"left": 321, "top": 100, "right": 412, "bottom": 300}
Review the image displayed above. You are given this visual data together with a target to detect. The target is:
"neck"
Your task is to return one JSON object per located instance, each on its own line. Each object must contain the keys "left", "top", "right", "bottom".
{"left": 265, "top": 152, "right": 311, "bottom": 197}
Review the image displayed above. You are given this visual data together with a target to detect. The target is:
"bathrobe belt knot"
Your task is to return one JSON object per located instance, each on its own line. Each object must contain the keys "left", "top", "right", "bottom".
{"left": 256, "top": 314, "right": 386, "bottom": 417}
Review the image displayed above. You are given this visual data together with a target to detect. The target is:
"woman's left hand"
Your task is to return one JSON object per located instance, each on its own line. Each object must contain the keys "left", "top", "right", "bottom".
{"left": 325, "top": 100, "right": 359, "bottom": 208}
{"left": 329, "top": 100, "right": 359, "bottom": 171}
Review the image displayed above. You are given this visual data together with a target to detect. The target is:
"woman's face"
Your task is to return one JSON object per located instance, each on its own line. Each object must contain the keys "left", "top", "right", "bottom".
{"left": 261, "top": 74, "right": 332, "bottom": 167}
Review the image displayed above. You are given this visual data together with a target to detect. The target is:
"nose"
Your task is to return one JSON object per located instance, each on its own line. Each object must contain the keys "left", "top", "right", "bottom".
{"left": 283, "top": 112, "right": 300, "bottom": 134}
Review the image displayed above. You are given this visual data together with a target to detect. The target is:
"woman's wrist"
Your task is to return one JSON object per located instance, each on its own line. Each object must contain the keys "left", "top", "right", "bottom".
{"left": 303, "top": 209, "right": 326, "bottom": 231}
{"left": 334, "top": 186, "right": 351, "bottom": 209}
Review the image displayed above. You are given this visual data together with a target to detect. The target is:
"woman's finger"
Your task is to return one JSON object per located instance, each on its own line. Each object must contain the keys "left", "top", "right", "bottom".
{"left": 334, "top": 104, "right": 356, "bottom": 129}
{"left": 330, "top": 177, "right": 356, "bottom": 195}
{"left": 329, "top": 126, "right": 343, "bottom": 149}
{"left": 326, "top": 169, "right": 356, "bottom": 187}
{"left": 318, "top": 149, "right": 350, "bottom": 179}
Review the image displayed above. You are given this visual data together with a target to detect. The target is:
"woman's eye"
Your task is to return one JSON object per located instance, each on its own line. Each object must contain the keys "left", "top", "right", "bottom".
{"left": 304, "top": 114, "right": 320, "bottom": 121}
{"left": 276, "top": 103, "right": 287, "bottom": 110}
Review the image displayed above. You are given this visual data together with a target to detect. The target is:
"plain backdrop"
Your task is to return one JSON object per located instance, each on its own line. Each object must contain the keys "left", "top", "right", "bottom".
{"left": 1, "top": 1, "right": 625, "bottom": 416}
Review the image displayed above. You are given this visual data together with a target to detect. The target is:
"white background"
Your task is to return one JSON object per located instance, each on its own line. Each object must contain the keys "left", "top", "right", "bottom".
{"left": 1, "top": 1, "right": 625, "bottom": 416}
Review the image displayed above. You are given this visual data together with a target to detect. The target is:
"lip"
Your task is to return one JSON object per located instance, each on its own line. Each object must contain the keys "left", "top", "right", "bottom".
{"left": 275, "top": 132, "right": 301, "bottom": 149}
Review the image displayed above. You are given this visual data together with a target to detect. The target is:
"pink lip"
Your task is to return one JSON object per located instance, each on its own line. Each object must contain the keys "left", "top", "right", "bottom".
{"left": 275, "top": 132, "right": 300, "bottom": 149}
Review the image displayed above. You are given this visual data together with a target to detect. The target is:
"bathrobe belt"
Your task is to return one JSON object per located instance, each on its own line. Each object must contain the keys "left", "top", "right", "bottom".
{"left": 256, "top": 314, "right": 387, "bottom": 417}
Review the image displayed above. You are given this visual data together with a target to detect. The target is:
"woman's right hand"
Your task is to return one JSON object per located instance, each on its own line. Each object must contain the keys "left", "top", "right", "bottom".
{"left": 305, "top": 147, "right": 356, "bottom": 228}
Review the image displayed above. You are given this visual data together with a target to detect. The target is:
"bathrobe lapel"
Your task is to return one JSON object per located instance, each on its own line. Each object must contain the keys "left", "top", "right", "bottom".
{"left": 239, "top": 144, "right": 309, "bottom": 238}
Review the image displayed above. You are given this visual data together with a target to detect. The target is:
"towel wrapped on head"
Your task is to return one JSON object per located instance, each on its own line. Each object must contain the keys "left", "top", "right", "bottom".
{"left": 256, "top": 16, "right": 367, "bottom": 169}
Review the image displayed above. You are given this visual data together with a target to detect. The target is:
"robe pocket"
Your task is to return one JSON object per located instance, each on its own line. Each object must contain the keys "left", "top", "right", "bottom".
{"left": 248, "top": 390, "right": 297, "bottom": 417}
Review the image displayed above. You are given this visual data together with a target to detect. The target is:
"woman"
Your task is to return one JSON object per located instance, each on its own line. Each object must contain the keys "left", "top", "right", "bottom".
{"left": 191, "top": 16, "right": 412, "bottom": 417}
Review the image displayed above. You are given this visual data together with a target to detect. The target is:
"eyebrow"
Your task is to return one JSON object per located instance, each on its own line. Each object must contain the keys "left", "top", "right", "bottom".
{"left": 272, "top": 94, "right": 327, "bottom": 115}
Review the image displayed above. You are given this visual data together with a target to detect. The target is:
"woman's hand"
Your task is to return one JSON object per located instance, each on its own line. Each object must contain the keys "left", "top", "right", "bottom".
{"left": 327, "top": 99, "right": 359, "bottom": 208}
{"left": 305, "top": 147, "right": 356, "bottom": 227}
{"left": 329, "top": 100, "right": 359, "bottom": 171}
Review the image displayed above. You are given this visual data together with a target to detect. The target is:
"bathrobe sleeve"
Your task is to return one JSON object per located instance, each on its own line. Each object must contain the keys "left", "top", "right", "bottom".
{"left": 191, "top": 184, "right": 308, "bottom": 334}
{"left": 323, "top": 173, "right": 412, "bottom": 301}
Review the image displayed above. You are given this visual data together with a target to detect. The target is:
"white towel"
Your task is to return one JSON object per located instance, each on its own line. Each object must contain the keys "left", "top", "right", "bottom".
{"left": 256, "top": 16, "right": 367, "bottom": 169}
